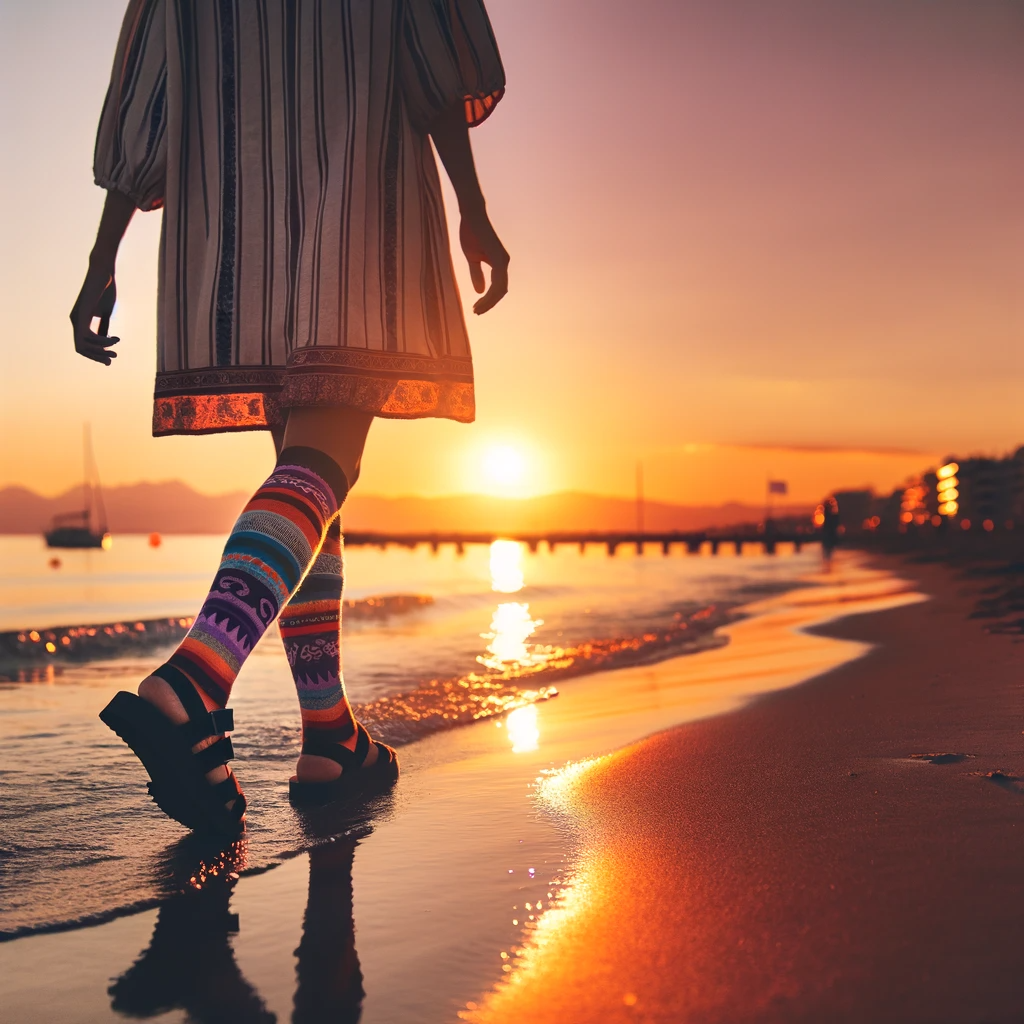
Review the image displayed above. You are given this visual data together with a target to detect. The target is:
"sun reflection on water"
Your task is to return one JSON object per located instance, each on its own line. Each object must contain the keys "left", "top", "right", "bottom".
{"left": 479, "top": 602, "right": 547, "bottom": 671}
{"left": 505, "top": 704, "right": 539, "bottom": 753}
{"left": 490, "top": 539, "right": 525, "bottom": 594}
{"left": 460, "top": 757, "right": 608, "bottom": 1022}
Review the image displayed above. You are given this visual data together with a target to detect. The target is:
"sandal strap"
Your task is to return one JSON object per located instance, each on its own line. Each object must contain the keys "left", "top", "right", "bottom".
{"left": 179, "top": 708, "right": 234, "bottom": 747}
{"left": 212, "top": 774, "right": 247, "bottom": 821}
{"left": 153, "top": 663, "right": 210, "bottom": 720}
{"left": 194, "top": 736, "right": 235, "bottom": 774}
{"left": 301, "top": 722, "right": 371, "bottom": 769}
{"left": 153, "top": 664, "right": 233, "bottom": 743}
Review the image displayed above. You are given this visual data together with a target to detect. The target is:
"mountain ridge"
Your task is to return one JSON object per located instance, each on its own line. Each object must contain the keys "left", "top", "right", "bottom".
{"left": 0, "top": 482, "right": 812, "bottom": 534}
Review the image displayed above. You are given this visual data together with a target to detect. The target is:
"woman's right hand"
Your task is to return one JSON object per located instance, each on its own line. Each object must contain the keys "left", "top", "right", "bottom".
{"left": 70, "top": 255, "right": 119, "bottom": 365}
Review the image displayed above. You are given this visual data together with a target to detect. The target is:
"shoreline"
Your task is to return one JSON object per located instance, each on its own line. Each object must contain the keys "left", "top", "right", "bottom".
{"left": 468, "top": 555, "right": 1024, "bottom": 1022}
{"left": 0, "top": 551, "right": 925, "bottom": 1022}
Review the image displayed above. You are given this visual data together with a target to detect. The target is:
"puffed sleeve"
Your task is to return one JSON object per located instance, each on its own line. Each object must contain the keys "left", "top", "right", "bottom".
{"left": 399, "top": 0, "right": 506, "bottom": 131}
{"left": 93, "top": 0, "right": 168, "bottom": 211}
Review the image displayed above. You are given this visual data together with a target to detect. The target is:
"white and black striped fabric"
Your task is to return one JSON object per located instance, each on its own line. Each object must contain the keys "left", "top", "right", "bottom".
{"left": 95, "top": 0, "right": 504, "bottom": 435}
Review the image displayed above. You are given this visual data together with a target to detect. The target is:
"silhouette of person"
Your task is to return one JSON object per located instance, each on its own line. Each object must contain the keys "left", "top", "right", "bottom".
{"left": 76, "top": 1, "right": 510, "bottom": 827}
{"left": 820, "top": 496, "right": 840, "bottom": 568}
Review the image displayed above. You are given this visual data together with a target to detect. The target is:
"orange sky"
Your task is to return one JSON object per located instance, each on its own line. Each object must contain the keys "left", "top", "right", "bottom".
{"left": 1, "top": 0, "right": 1021, "bottom": 504}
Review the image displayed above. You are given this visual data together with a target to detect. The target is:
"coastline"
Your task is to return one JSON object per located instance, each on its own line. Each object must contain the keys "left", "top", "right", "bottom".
{"left": 0, "top": 553, "right": 952, "bottom": 1022}
{"left": 468, "top": 555, "right": 1024, "bottom": 1022}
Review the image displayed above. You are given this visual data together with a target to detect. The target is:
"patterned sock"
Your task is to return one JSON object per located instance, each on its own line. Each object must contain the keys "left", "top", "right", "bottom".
{"left": 154, "top": 447, "right": 348, "bottom": 710}
{"left": 279, "top": 518, "right": 359, "bottom": 752}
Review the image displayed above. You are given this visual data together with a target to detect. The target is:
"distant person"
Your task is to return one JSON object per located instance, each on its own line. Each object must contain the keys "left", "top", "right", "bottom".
{"left": 820, "top": 496, "right": 840, "bottom": 568}
{"left": 72, "top": 0, "right": 509, "bottom": 833}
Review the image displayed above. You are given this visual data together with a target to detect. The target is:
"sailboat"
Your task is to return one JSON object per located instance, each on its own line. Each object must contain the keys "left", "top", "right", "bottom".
{"left": 44, "top": 426, "right": 112, "bottom": 550}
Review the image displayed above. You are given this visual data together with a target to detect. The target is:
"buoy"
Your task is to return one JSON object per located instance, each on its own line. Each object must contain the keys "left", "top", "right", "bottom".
{"left": 48, "top": 557, "right": 62, "bottom": 570}
{"left": 149, "top": 532, "right": 162, "bottom": 548}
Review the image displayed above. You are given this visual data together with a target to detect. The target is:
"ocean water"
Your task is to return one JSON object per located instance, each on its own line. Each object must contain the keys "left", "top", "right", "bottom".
{"left": 0, "top": 533, "right": 817, "bottom": 938}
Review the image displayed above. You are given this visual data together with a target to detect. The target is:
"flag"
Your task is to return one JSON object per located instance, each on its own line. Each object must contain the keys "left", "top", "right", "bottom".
{"left": 768, "top": 480, "right": 788, "bottom": 495}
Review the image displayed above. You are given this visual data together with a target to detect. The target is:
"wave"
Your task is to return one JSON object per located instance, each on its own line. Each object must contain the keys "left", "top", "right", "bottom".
{"left": 0, "top": 594, "right": 434, "bottom": 681}
{"left": 358, "top": 603, "right": 736, "bottom": 745}
{"left": 0, "top": 603, "right": 736, "bottom": 942}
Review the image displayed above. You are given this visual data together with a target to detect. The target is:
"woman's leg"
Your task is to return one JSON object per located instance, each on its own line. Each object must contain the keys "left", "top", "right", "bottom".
{"left": 139, "top": 407, "right": 372, "bottom": 790}
{"left": 277, "top": 407, "right": 374, "bottom": 781}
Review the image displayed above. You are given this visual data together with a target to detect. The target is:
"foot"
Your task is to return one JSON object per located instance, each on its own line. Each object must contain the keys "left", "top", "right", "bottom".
{"left": 138, "top": 675, "right": 235, "bottom": 803}
{"left": 295, "top": 740, "right": 379, "bottom": 783}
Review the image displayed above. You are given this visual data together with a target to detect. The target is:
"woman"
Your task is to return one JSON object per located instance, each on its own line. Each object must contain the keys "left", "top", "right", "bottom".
{"left": 73, "top": 0, "right": 509, "bottom": 834}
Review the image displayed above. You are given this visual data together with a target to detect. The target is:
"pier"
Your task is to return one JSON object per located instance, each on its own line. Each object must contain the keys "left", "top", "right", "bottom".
{"left": 343, "top": 529, "right": 820, "bottom": 556}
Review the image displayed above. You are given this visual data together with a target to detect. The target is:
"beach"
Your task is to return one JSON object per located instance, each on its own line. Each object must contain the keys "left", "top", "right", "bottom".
{"left": 6, "top": 549, "right": 1009, "bottom": 1021}
{"left": 469, "top": 558, "right": 1024, "bottom": 1023}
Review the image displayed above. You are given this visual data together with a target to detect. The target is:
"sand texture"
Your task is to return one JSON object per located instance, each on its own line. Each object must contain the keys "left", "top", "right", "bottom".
{"left": 469, "top": 559, "right": 1024, "bottom": 1023}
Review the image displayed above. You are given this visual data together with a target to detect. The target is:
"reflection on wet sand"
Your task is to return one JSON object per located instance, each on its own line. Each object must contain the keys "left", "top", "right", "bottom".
{"left": 110, "top": 810, "right": 378, "bottom": 1024}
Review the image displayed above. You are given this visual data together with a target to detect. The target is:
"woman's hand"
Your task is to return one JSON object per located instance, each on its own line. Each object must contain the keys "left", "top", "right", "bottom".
{"left": 460, "top": 206, "right": 509, "bottom": 315}
{"left": 429, "top": 104, "right": 509, "bottom": 315}
{"left": 70, "top": 190, "right": 136, "bottom": 365}
{"left": 70, "top": 256, "right": 119, "bottom": 365}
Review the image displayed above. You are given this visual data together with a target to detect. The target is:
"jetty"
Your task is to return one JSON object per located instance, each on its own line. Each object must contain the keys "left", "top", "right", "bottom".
{"left": 343, "top": 529, "right": 820, "bottom": 556}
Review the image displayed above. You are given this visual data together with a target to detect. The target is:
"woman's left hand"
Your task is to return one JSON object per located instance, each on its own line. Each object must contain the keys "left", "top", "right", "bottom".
{"left": 70, "top": 257, "right": 119, "bottom": 365}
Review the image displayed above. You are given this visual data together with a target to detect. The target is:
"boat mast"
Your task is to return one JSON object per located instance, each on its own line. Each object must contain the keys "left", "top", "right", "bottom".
{"left": 84, "top": 424, "right": 109, "bottom": 533}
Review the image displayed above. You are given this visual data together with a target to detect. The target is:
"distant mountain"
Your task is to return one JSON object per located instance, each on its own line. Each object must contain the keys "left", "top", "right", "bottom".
{"left": 0, "top": 482, "right": 812, "bottom": 535}
{"left": 0, "top": 482, "right": 248, "bottom": 535}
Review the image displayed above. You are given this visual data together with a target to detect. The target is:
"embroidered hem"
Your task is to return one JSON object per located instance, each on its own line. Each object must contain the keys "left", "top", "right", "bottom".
{"left": 152, "top": 350, "right": 475, "bottom": 435}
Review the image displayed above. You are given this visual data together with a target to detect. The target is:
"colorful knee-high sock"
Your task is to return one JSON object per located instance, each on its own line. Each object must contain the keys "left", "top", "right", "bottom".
{"left": 154, "top": 447, "right": 348, "bottom": 710}
{"left": 279, "top": 519, "right": 359, "bottom": 752}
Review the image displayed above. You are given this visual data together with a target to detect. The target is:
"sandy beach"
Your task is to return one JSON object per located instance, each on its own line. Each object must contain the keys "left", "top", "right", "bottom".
{"left": 469, "top": 558, "right": 1024, "bottom": 1023}
{"left": 4, "top": 551, "right": 1023, "bottom": 1022}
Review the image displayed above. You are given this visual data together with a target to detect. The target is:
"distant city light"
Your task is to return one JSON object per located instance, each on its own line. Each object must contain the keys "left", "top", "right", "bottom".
{"left": 936, "top": 463, "right": 959, "bottom": 517}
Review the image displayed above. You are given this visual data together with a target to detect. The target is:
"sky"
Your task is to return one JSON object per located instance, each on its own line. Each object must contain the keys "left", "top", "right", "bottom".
{"left": 1, "top": 0, "right": 1022, "bottom": 504}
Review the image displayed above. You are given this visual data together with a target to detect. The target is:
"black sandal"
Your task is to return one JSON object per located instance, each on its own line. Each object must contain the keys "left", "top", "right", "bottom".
{"left": 289, "top": 722, "right": 399, "bottom": 807}
{"left": 99, "top": 666, "right": 247, "bottom": 835}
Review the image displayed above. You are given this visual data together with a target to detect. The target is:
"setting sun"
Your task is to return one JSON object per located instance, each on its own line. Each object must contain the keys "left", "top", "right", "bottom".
{"left": 484, "top": 445, "right": 526, "bottom": 487}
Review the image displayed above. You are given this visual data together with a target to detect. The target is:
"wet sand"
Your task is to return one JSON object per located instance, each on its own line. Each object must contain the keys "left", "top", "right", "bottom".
{"left": 5, "top": 554, "right": 1004, "bottom": 1022}
{"left": 468, "top": 558, "right": 1024, "bottom": 1023}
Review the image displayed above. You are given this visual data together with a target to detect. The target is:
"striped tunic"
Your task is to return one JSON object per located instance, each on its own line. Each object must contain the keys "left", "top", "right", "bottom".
{"left": 95, "top": 0, "right": 505, "bottom": 435}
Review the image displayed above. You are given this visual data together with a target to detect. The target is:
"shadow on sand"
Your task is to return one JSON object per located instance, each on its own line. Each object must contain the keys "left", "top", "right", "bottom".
{"left": 109, "top": 798, "right": 391, "bottom": 1023}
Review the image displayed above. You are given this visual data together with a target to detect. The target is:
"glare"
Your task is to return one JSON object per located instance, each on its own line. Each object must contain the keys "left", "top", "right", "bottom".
{"left": 505, "top": 704, "right": 539, "bottom": 753}
{"left": 937, "top": 462, "right": 959, "bottom": 480}
{"left": 484, "top": 445, "right": 526, "bottom": 486}
{"left": 490, "top": 539, "right": 525, "bottom": 593}
{"left": 479, "top": 601, "right": 544, "bottom": 670}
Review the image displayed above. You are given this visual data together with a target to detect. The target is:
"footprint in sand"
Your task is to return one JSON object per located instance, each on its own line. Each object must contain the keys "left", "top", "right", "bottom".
{"left": 908, "top": 752, "right": 974, "bottom": 765}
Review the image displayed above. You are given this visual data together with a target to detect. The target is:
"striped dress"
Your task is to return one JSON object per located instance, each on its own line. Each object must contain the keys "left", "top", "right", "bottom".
{"left": 94, "top": 0, "right": 505, "bottom": 435}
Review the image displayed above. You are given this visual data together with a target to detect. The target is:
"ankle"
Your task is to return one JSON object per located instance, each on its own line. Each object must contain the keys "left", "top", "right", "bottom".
{"left": 138, "top": 674, "right": 189, "bottom": 726}
{"left": 296, "top": 753, "right": 344, "bottom": 783}
{"left": 138, "top": 674, "right": 229, "bottom": 783}
{"left": 295, "top": 736, "right": 379, "bottom": 781}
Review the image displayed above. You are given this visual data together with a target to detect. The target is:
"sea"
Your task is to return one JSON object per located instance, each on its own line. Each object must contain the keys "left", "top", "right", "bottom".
{"left": 0, "top": 533, "right": 818, "bottom": 939}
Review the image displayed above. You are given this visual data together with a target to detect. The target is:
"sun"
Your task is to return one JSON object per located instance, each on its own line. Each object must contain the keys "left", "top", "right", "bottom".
{"left": 484, "top": 445, "right": 526, "bottom": 487}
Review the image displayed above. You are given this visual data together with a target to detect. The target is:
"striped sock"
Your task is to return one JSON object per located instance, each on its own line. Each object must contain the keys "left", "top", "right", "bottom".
{"left": 279, "top": 519, "right": 359, "bottom": 751}
{"left": 155, "top": 447, "right": 348, "bottom": 710}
